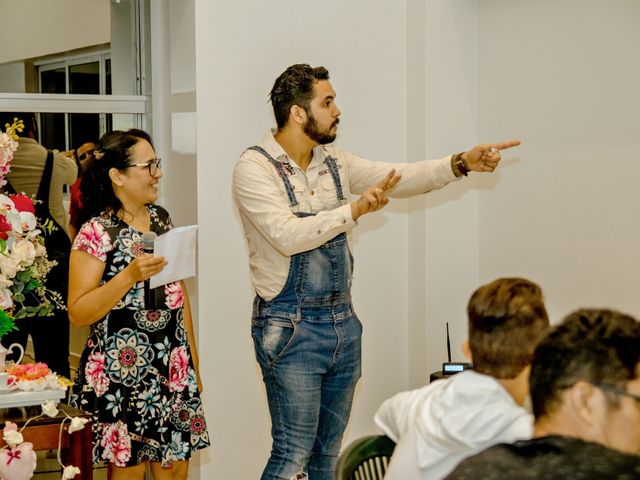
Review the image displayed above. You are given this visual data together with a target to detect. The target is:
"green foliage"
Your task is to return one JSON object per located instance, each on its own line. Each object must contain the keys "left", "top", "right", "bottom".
{"left": 40, "top": 218, "right": 58, "bottom": 236}
{"left": 0, "top": 310, "right": 17, "bottom": 339}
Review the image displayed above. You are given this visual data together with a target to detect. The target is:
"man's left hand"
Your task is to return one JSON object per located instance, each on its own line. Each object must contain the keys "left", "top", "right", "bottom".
{"left": 463, "top": 140, "right": 521, "bottom": 173}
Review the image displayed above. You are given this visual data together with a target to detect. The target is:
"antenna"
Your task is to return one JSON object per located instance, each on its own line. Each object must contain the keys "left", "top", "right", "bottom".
{"left": 446, "top": 322, "right": 452, "bottom": 362}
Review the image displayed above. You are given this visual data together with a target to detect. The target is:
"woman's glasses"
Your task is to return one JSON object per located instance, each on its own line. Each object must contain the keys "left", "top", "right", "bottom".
{"left": 78, "top": 151, "right": 93, "bottom": 161}
{"left": 125, "top": 158, "right": 162, "bottom": 177}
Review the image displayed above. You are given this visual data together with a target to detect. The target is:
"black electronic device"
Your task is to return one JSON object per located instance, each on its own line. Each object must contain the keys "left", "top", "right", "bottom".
{"left": 429, "top": 322, "right": 473, "bottom": 383}
{"left": 141, "top": 231, "right": 157, "bottom": 310}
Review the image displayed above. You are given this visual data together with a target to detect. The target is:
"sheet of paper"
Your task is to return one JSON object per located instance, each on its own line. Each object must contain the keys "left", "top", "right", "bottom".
{"left": 149, "top": 225, "right": 197, "bottom": 288}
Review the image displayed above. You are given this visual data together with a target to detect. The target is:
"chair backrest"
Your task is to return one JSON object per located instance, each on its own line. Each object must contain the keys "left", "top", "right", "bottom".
{"left": 335, "top": 435, "right": 396, "bottom": 480}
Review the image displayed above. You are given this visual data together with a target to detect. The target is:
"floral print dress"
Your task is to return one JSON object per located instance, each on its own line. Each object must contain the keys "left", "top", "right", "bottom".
{"left": 70, "top": 205, "right": 209, "bottom": 467}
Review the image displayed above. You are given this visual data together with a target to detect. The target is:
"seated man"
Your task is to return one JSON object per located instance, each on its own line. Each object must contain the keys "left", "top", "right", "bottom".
{"left": 446, "top": 308, "right": 640, "bottom": 479}
{"left": 374, "top": 277, "right": 550, "bottom": 479}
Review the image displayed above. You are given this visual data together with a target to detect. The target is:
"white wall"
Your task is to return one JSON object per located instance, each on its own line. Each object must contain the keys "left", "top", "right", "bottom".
{"left": 0, "top": 63, "right": 25, "bottom": 92}
{"left": 194, "top": 2, "right": 640, "bottom": 477}
{"left": 0, "top": 0, "right": 109, "bottom": 65}
{"left": 477, "top": 0, "right": 640, "bottom": 321}
{"left": 419, "top": 0, "right": 482, "bottom": 379}
{"left": 195, "top": 1, "right": 418, "bottom": 477}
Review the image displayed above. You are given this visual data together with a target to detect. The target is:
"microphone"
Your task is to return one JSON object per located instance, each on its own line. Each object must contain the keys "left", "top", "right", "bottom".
{"left": 141, "top": 231, "right": 157, "bottom": 310}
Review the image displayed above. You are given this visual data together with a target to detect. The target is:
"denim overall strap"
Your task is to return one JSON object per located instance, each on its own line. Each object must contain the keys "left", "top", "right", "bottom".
{"left": 247, "top": 145, "right": 298, "bottom": 207}
{"left": 323, "top": 154, "right": 346, "bottom": 203}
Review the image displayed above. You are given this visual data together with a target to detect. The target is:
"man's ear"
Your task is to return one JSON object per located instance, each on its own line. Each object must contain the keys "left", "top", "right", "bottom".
{"left": 567, "top": 381, "right": 599, "bottom": 425}
{"left": 109, "top": 167, "right": 123, "bottom": 186}
{"left": 461, "top": 340, "right": 472, "bottom": 362}
{"left": 290, "top": 105, "right": 307, "bottom": 126}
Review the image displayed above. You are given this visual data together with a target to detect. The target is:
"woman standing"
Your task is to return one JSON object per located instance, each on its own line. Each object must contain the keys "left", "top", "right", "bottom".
{"left": 68, "top": 129, "right": 208, "bottom": 480}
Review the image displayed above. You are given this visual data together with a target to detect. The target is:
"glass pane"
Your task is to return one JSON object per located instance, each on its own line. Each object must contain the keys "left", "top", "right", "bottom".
{"left": 69, "top": 62, "right": 100, "bottom": 95}
{"left": 41, "top": 68, "right": 66, "bottom": 94}
{"left": 0, "top": 0, "right": 149, "bottom": 96}
{"left": 69, "top": 113, "right": 100, "bottom": 150}
{"left": 39, "top": 113, "right": 66, "bottom": 151}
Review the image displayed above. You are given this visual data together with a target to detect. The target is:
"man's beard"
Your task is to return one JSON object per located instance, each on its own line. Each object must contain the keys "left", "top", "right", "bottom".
{"left": 303, "top": 111, "right": 338, "bottom": 145}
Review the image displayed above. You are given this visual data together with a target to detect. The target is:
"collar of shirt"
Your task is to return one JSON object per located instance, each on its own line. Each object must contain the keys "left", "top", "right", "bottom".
{"left": 262, "top": 129, "right": 330, "bottom": 173}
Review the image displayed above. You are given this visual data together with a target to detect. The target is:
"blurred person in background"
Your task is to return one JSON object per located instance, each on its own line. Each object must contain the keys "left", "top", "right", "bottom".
{"left": 69, "top": 139, "right": 96, "bottom": 239}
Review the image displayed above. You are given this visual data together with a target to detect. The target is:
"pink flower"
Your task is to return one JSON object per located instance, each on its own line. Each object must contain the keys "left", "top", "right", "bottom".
{"left": 168, "top": 346, "right": 189, "bottom": 392}
{"left": 8, "top": 194, "right": 35, "bottom": 214}
{"left": 164, "top": 282, "right": 183, "bottom": 309}
{"left": 85, "top": 352, "right": 109, "bottom": 397}
{"left": 100, "top": 421, "right": 131, "bottom": 467}
{"left": 72, "top": 221, "right": 111, "bottom": 261}
{"left": 6, "top": 362, "right": 49, "bottom": 381}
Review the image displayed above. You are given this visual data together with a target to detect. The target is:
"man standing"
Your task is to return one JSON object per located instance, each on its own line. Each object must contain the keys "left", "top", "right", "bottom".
{"left": 446, "top": 308, "right": 640, "bottom": 479}
{"left": 232, "top": 64, "right": 519, "bottom": 480}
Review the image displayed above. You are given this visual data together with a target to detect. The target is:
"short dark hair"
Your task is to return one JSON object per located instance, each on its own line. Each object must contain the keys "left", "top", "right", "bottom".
{"left": 270, "top": 64, "right": 330, "bottom": 129}
{"left": 530, "top": 308, "right": 640, "bottom": 418}
{"left": 77, "top": 129, "right": 154, "bottom": 228}
{"left": 467, "top": 278, "right": 549, "bottom": 379}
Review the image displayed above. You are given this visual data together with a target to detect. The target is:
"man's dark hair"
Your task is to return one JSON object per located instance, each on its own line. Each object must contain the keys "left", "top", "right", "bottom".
{"left": 468, "top": 277, "right": 549, "bottom": 379}
{"left": 270, "top": 64, "right": 330, "bottom": 129}
{"left": 530, "top": 308, "right": 640, "bottom": 418}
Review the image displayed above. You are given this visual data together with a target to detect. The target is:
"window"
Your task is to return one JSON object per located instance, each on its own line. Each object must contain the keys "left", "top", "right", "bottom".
{"left": 0, "top": 0, "right": 150, "bottom": 151}
{"left": 37, "top": 53, "right": 112, "bottom": 151}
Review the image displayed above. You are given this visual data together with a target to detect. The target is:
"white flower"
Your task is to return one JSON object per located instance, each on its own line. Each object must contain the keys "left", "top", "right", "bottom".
{"left": 0, "top": 255, "right": 21, "bottom": 279}
{"left": 19, "top": 211, "right": 37, "bottom": 233}
{"left": 2, "top": 429, "right": 23, "bottom": 448}
{"left": 61, "top": 465, "right": 81, "bottom": 479}
{"left": 0, "top": 288, "right": 13, "bottom": 310}
{"left": 34, "top": 241, "right": 46, "bottom": 257}
{"left": 0, "top": 274, "right": 10, "bottom": 288}
{"left": 41, "top": 400, "right": 59, "bottom": 418}
{"left": 11, "top": 238, "right": 36, "bottom": 267}
{"left": 68, "top": 417, "right": 89, "bottom": 434}
{"left": 0, "top": 193, "right": 15, "bottom": 213}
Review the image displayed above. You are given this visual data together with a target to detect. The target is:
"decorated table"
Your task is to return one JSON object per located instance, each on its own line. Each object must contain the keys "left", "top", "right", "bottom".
{"left": 0, "top": 403, "right": 93, "bottom": 480}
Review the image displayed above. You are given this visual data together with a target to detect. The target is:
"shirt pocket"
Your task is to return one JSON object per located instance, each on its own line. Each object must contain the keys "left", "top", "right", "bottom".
{"left": 320, "top": 173, "right": 347, "bottom": 206}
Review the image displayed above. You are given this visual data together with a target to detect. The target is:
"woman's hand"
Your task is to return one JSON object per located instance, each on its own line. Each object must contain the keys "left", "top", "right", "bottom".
{"left": 126, "top": 254, "right": 167, "bottom": 283}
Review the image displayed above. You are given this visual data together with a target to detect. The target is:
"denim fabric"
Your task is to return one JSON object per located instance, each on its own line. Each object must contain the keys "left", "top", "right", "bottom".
{"left": 250, "top": 147, "right": 361, "bottom": 480}
{"left": 252, "top": 302, "right": 362, "bottom": 480}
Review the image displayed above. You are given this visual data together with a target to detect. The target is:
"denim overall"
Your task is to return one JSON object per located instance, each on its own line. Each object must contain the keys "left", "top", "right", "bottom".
{"left": 249, "top": 146, "right": 362, "bottom": 480}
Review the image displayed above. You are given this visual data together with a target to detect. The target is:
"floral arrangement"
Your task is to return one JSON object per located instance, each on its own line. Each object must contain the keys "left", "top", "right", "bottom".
{"left": 0, "top": 118, "right": 63, "bottom": 339}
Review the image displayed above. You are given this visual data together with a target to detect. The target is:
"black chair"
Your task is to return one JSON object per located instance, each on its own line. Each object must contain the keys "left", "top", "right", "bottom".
{"left": 335, "top": 434, "right": 396, "bottom": 480}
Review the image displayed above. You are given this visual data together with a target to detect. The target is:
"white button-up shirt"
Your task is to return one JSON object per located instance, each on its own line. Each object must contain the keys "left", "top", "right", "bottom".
{"left": 232, "top": 130, "right": 457, "bottom": 300}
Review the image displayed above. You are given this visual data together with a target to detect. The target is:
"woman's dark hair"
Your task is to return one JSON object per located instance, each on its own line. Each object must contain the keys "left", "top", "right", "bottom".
{"left": 76, "top": 129, "right": 154, "bottom": 228}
